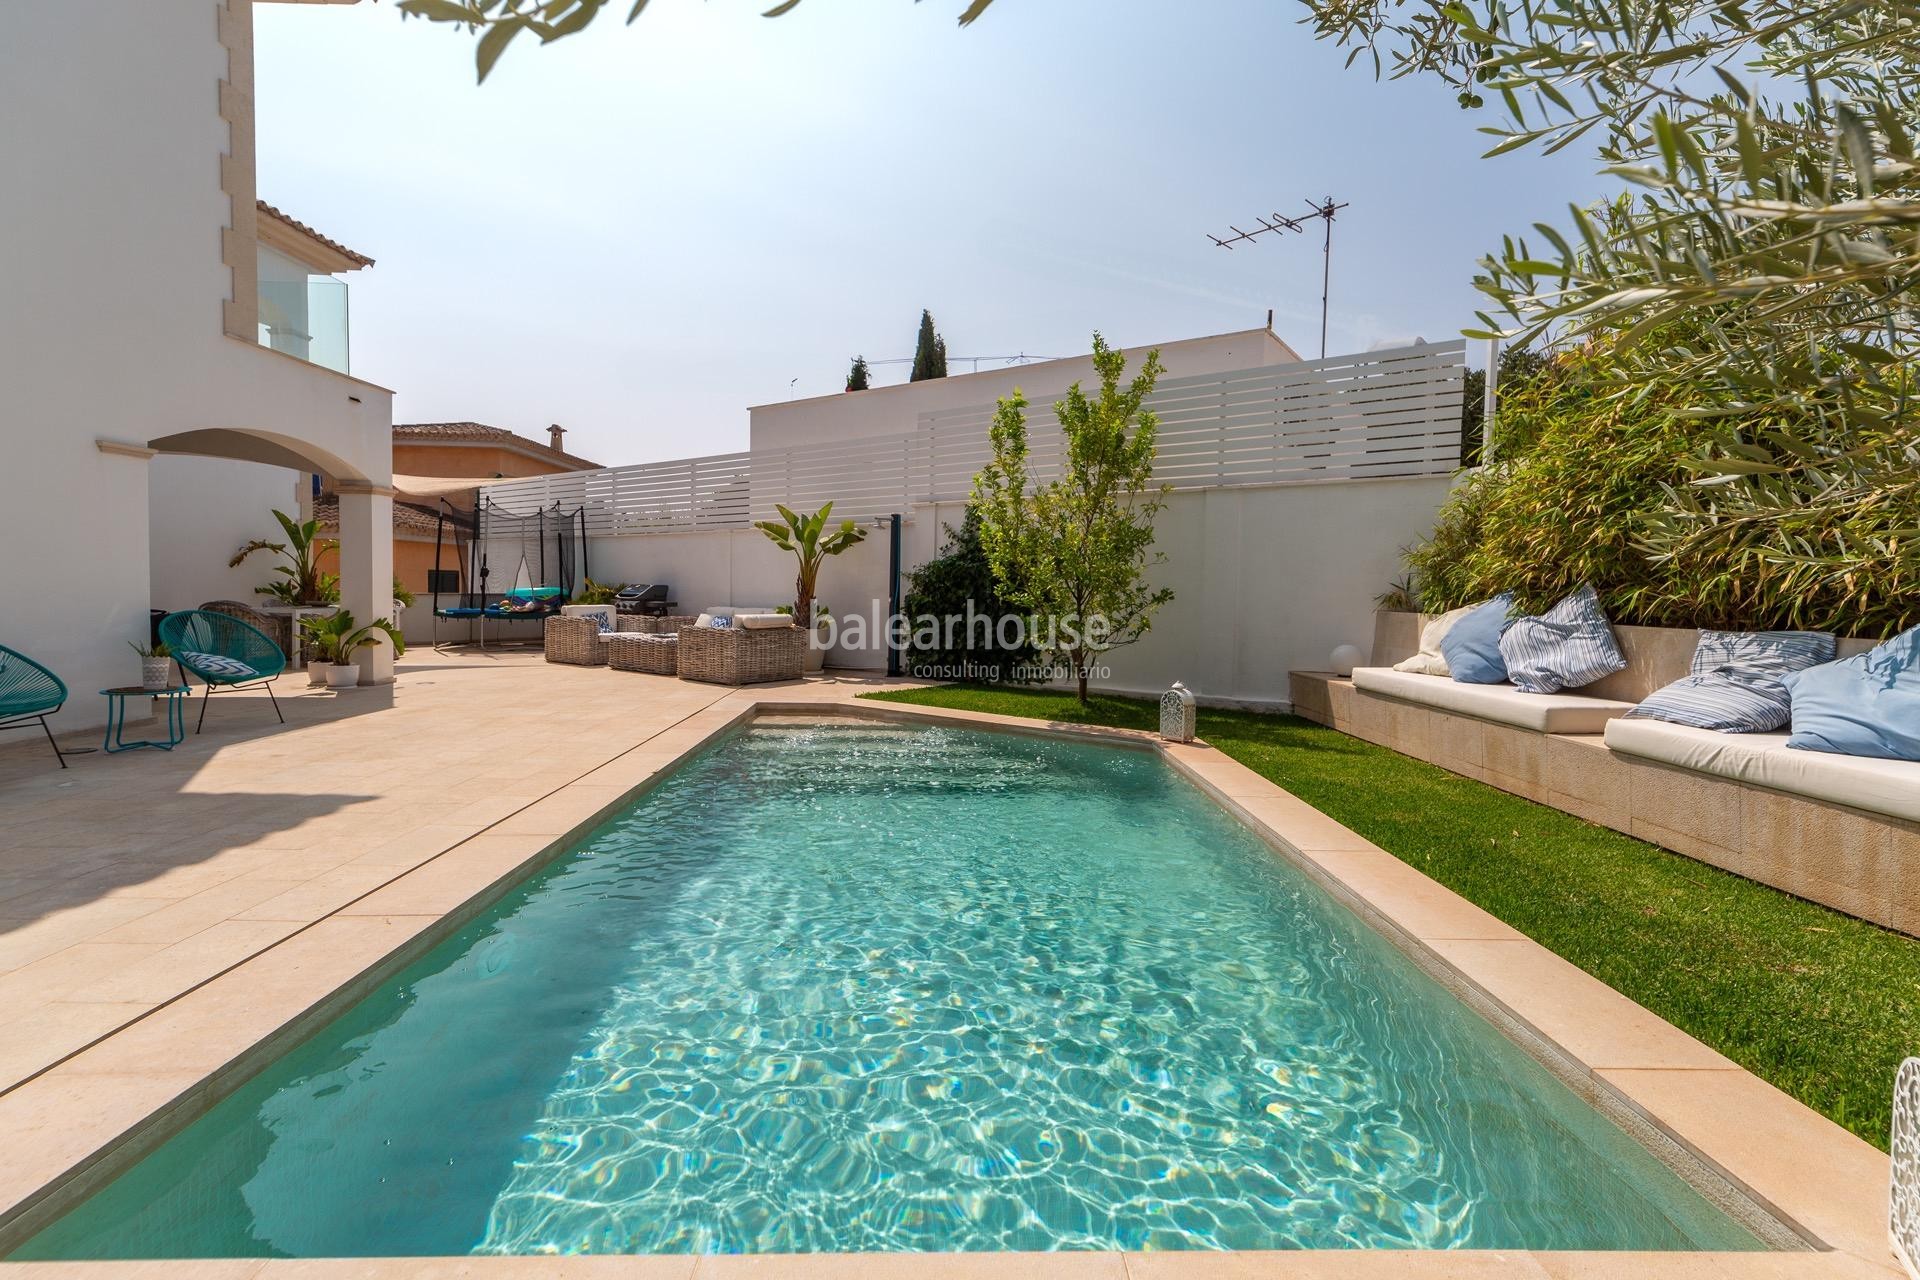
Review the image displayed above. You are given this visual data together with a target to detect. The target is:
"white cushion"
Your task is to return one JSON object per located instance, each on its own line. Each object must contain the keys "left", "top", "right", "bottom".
{"left": 1604, "top": 717, "right": 1920, "bottom": 823}
{"left": 1393, "top": 606, "right": 1474, "bottom": 677}
{"left": 735, "top": 612, "right": 793, "bottom": 630}
{"left": 1352, "top": 667, "right": 1635, "bottom": 734}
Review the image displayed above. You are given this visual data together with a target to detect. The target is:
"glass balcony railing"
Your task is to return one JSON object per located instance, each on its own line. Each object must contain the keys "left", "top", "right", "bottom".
{"left": 258, "top": 275, "right": 351, "bottom": 374}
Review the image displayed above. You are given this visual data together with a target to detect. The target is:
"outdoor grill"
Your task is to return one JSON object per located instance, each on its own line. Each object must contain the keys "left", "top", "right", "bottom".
{"left": 614, "top": 584, "right": 675, "bottom": 617}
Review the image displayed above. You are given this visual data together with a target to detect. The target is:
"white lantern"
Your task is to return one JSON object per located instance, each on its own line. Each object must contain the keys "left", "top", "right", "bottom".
{"left": 1160, "top": 681, "right": 1197, "bottom": 743}
{"left": 1330, "top": 644, "right": 1365, "bottom": 677}
{"left": 1894, "top": 1057, "right": 1920, "bottom": 1279}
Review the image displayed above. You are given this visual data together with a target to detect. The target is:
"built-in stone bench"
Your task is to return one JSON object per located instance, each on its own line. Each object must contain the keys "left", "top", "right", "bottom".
{"left": 1290, "top": 611, "right": 1920, "bottom": 935}
{"left": 1351, "top": 667, "right": 1634, "bottom": 734}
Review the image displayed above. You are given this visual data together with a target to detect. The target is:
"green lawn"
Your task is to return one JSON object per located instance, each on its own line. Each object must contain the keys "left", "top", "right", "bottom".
{"left": 860, "top": 682, "right": 1917, "bottom": 1150}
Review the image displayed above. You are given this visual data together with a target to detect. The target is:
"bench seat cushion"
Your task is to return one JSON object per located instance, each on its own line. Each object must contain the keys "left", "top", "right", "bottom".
{"left": 1604, "top": 717, "right": 1920, "bottom": 823}
{"left": 1351, "top": 668, "right": 1635, "bottom": 734}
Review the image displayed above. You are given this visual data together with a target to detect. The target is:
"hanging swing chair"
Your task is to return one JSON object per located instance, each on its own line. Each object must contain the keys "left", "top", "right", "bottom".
{"left": 430, "top": 499, "right": 587, "bottom": 648}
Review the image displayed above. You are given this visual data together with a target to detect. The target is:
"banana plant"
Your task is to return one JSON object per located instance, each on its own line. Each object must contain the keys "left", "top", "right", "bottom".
{"left": 753, "top": 502, "right": 867, "bottom": 638}
{"left": 299, "top": 610, "right": 405, "bottom": 666}
{"left": 230, "top": 509, "right": 340, "bottom": 605}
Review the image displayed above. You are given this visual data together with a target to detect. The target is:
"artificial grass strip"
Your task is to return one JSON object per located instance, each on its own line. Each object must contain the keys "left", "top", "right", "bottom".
{"left": 860, "top": 682, "right": 1917, "bottom": 1150}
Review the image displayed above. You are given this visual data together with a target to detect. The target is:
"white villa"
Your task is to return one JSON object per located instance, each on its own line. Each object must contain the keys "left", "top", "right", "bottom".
{"left": 0, "top": 5, "right": 1906, "bottom": 1278}
{"left": 4, "top": 0, "right": 396, "bottom": 729}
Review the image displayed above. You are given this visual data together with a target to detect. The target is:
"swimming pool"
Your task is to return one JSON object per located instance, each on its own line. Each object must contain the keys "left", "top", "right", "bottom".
{"left": 13, "top": 720, "right": 1760, "bottom": 1257}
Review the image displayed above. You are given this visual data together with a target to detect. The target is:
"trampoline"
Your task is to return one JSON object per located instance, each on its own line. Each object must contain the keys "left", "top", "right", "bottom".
{"left": 431, "top": 499, "right": 587, "bottom": 648}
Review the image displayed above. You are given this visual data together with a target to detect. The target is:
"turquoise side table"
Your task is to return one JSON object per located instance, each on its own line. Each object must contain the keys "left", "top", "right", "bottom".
{"left": 100, "top": 686, "right": 189, "bottom": 754}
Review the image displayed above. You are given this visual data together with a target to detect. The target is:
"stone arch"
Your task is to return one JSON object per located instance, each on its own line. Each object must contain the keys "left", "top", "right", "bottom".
{"left": 146, "top": 427, "right": 370, "bottom": 485}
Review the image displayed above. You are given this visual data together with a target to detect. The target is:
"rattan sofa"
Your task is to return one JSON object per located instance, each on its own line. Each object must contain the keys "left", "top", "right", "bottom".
{"left": 543, "top": 605, "right": 665, "bottom": 666}
{"left": 605, "top": 632, "right": 680, "bottom": 675}
{"left": 676, "top": 622, "right": 806, "bottom": 685}
{"left": 200, "top": 599, "right": 293, "bottom": 662}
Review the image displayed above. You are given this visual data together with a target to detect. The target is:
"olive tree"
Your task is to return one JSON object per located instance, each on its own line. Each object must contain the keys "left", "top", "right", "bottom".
{"left": 396, "top": 0, "right": 995, "bottom": 80}
{"left": 1299, "top": 0, "right": 1920, "bottom": 625}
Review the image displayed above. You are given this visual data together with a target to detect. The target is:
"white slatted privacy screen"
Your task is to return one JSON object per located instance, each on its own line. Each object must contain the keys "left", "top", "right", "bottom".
{"left": 481, "top": 341, "right": 1465, "bottom": 534}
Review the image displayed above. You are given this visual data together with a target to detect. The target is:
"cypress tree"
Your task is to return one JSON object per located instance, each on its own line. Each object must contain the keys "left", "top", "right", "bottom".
{"left": 845, "top": 355, "right": 871, "bottom": 391}
{"left": 909, "top": 310, "right": 948, "bottom": 382}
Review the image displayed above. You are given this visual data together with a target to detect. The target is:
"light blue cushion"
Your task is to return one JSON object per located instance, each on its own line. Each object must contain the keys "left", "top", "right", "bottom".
{"left": 1626, "top": 630, "right": 1836, "bottom": 732}
{"left": 1439, "top": 594, "right": 1515, "bottom": 685}
{"left": 1782, "top": 626, "right": 1920, "bottom": 761}
{"left": 1497, "top": 585, "right": 1627, "bottom": 694}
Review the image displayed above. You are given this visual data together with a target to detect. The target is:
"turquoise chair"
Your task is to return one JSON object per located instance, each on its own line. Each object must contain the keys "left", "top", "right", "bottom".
{"left": 0, "top": 644, "right": 68, "bottom": 768}
{"left": 158, "top": 610, "right": 287, "bottom": 733}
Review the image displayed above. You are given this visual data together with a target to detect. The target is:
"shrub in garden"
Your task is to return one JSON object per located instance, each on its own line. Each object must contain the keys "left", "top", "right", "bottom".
{"left": 900, "top": 507, "right": 1039, "bottom": 682}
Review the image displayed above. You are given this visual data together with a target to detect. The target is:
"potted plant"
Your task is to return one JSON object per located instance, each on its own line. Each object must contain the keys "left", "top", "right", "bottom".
{"left": 230, "top": 509, "right": 340, "bottom": 606}
{"left": 128, "top": 640, "right": 172, "bottom": 692}
{"left": 754, "top": 502, "right": 867, "bottom": 675}
{"left": 300, "top": 610, "right": 404, "bottom": 689}
{"left": 776, "top": 602, "right": 833, "bottom": 673}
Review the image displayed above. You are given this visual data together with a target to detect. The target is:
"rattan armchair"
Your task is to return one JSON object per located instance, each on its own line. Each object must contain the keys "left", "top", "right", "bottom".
{"left": 544, "top": 612, "right": 611, "bottom": 667}
{"left": 675, "top": 623, "right": 806, "bottom": 685}
{"left": 199, "top": 599, "right": 292, "bottom": 661}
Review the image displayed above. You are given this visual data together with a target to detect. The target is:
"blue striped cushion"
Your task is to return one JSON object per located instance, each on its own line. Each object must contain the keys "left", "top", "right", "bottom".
{"left": 179, "top": 651, "right": 258, "bottom": 680}
{"left": 1627, "top": 630, "right": 1836, "bottom": 732}
{"left": 1690, "top": 629, "right": 1835, "bottom": 679}
{"left": 1496, "top": 585, "right": 1627, "bottom": 694}
{"left": 1627, "top": 673, "right": 1792, "bottom": 732}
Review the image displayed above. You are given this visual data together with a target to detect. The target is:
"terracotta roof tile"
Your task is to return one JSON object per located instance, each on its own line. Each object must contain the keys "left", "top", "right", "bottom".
{"left": 315, "top": 496, "right": 446, "bottom": 537}
{"left": 256, "top": 200, "right": 374, "bottom": 268}
{"left": 393, "top": 421, "right": 600, "bottom": 469}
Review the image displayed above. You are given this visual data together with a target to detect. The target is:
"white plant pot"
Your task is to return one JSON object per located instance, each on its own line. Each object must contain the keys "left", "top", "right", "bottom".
{"left": 806, "top": 626, "right": 829, "bottom": 674}
{"left": 140, "top": 657, "right": 171, "bottom": 691}
{"left": 308, "top": 661, "right": 330, "bottom": 687}
{"left": 324, "top": 663, "right": 360, "bottom": 690}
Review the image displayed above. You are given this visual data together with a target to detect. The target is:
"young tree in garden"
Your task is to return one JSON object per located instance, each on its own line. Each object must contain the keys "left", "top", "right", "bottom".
{"left": 909, "top": 310, "right": 948, "bottom": 382}
{"left": 845, "top": 355, "right": 871, "bottom": 391}
{"left": 972, "top": 333, "right": 1173, "bottom": 702}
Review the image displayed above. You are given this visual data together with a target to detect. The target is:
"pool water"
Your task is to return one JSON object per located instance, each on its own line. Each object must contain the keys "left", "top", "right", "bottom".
{"left": 14, "top": 721, "right": 1759, "bottom": 1257}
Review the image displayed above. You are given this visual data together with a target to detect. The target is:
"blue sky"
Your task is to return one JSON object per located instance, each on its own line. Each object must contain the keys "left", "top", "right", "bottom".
{"left": 255, "top": 0, "right": 1604, "bottom": 465}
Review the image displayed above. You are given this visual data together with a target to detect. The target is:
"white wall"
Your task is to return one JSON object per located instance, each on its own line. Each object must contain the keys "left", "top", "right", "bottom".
{"left": 577, "top": 523, "right": 895, "bottom": 667}
{"left": 1, "top": 1, "right": 394, "bottom": 729}
{"left": 149, "top": 456, "right": 304, "bottom": 613}
{"left": 749, "top": 329, "right": 1298, "bottom": 451}
{"left": 580, "top": 474, "right": 1449, "bottom": 706}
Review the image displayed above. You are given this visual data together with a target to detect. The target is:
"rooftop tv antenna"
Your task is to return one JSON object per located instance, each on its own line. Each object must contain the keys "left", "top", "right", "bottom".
{"left": 1208, "top": 196, "right": 1349, "bottom": 358}
{"left": 868, "top": 352, "right": 1065, "bottom": 375}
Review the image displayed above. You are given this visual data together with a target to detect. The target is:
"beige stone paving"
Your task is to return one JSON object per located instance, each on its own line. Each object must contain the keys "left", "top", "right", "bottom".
{"left": 0, "top": 657, "right": 1898, "bottom": 1278}
{"left": 0, "top": 651, "right": 742, "bottom": 1091}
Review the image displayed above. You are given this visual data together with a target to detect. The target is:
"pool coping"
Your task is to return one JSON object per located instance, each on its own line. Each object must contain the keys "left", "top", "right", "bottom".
{"left": 0, "top": 691, "right": 1896, "bottom": 1279}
